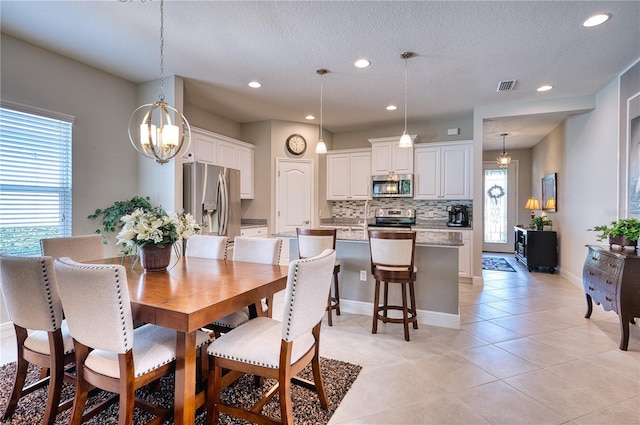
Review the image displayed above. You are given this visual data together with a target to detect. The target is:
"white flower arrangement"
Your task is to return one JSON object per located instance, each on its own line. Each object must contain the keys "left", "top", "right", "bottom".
{"left": 116, "top": 207, "right": 199, "bottom": 256}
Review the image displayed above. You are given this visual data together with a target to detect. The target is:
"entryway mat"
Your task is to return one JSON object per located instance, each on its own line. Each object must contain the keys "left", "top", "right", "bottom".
{"left": 482, "top": 257, "right": 516, "bottom": 272}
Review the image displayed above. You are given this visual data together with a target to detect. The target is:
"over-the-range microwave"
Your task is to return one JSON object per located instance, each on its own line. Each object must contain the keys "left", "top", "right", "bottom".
{"left": 371, "top": 174, "right": 413, "bottom": 198}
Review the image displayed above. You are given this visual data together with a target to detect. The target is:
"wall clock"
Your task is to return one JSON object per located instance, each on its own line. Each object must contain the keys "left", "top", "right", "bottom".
{"left": 285, "top": 134, "right": 307, "bottom": 156}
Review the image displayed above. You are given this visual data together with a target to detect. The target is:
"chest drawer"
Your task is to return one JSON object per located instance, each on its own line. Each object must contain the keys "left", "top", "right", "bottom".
{"left": 585, "top": 251, "right": 623, "bottom": 276}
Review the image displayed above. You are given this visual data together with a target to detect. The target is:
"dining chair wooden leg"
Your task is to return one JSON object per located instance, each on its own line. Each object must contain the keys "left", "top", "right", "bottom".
{"left": 311, "top": 352, "right": 328, "bottom": 409}
{"left": 2, "top": 330, "right": 28, "bottom": 420}
{"left": 69, "top": 345, "right": 91, "bottom": 425}
{"left": 43, "top": 332, "right": 66, "bottom": 425}
{"left": 372, "top": 280, "right": 381, "bottom": 334}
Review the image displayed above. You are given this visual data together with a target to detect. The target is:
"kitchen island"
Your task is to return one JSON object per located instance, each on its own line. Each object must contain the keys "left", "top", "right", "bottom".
{"left": 275, "top": 229, "right": 463, "bottom": 329}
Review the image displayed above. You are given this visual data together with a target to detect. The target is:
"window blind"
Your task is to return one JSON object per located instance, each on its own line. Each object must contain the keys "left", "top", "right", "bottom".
{"left": 0, "top": 105, "right": 73, "bottom": 256}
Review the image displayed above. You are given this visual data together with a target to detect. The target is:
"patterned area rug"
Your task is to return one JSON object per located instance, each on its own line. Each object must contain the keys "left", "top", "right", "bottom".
{"left": 0, "top": 357, "right": 361, "bottom": 424}
{"left": 482, "top": 257, "right": 517, "bottom": 272}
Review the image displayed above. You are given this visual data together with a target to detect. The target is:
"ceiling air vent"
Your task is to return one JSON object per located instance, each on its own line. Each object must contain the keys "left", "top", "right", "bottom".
{"left": 496, "top": 79, "right": 518, "bottom": 92}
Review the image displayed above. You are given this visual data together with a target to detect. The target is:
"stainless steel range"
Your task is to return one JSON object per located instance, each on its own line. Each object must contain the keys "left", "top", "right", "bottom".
{"left": 368, "top": 208, "right": 416, "bottom": 228}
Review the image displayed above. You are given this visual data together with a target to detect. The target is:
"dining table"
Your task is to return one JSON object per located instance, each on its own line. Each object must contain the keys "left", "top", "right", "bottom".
{"left": 89, "top": 255, "right": 289, "bottom": 425}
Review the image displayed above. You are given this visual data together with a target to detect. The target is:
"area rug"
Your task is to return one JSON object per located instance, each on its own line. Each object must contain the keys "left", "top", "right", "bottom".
{"left": 0, "top": 357, "right": 361, "bottom": 424}
{"left": 482, "top": 257, "right": 517, "bottom": 272}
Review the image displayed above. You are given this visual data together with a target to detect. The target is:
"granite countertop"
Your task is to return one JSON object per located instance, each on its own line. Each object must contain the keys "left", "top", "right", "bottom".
{"left": 319, "top": 218, "right": 472, "bottom": 231}
{"left": 240, "top": 219, "right": 267, "bottom": 229}
{"left": 273, "top": 229, "right": 463, "bottom": 247}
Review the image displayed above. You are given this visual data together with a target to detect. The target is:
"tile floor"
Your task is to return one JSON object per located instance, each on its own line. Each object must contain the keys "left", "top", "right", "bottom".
{"left": 1, "top": 253, "right": 639, "bottom": 424}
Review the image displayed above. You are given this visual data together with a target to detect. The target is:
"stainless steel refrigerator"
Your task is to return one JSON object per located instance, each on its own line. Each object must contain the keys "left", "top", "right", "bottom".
{"left": 183, "top": 162, "right": 241, "bottom": 241}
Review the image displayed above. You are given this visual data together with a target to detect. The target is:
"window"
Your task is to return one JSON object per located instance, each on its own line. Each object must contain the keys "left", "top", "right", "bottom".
{"left": 484, "top": 168, "right": 508, "bottom": 244}
{"left": 0, "top": 102, "right": 73, "bottom": 256}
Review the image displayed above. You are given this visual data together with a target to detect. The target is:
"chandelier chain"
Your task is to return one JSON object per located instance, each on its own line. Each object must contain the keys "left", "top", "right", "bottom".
{"left": 404, "top": 55, "right": 408, "bottom": 132}
{"left": 158, "top": 0, "right": 165, "bottom": 101}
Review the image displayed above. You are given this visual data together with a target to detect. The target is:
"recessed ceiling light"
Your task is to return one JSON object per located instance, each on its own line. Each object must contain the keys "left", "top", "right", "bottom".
{"left": 355, "top": 59, "right": 371, "bottom": 68}
{"left": 583, "top": 13, "right": 611, "bottom": 27}
{"left": 305, "top": 115, "right": 315, "bottom": 120}
{"left": 386, "top": 105, "right": 398, "bottom": 111}
{"left": 537, "top": 85, "right": 554, "bottom": 92}
{"left": 248, "top": 81, "right": 262, "bottom": 88}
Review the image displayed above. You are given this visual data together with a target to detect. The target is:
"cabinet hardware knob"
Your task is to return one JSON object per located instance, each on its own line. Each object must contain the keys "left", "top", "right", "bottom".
{"left": 588, "top": 286, "right": 594, "bottom": 290}
{"left": 589, "top": 271, "right": 595, "bottom": 275}
{"left": 605, "top": 296, "right": 613, "bottom": 302}
{"left": 605, "top": 280, "right": 612, "bottom": 284}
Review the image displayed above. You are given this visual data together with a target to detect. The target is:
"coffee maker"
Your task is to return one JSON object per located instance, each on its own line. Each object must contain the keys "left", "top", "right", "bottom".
{"left": 446, "top": 205, "right": 470, "bottom": 227}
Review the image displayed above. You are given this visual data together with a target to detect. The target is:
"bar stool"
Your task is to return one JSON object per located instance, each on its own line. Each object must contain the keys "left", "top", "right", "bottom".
{"left": 296, "top": 228, "right": 341, "bottom": 326}
{"left": 368, "top": 230, "right": 418, "bottom": 341}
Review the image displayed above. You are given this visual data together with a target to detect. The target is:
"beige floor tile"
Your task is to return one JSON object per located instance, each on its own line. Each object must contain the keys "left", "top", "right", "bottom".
{"left": 504, "top": 369, "right": 620, "bottom": 419}
{"left": 456, "top": 344, "right": 540, "bottom": 379}
{"left": 495, "top": 336, "right": 578, "bottom": 368}
{"left": 489, "top": 315, "right": 557, "bottom": 336}
{"left": 462, "top": 320, "right": 523, "bottom": 344}
{"left": 411, "top": 352, "right": 497, "bottom": 393}
{"left": 572, "top": 396, "right": 640, "bottom": 425}
{"left": 456, "top": 381, "right": 567, "bottom": 424}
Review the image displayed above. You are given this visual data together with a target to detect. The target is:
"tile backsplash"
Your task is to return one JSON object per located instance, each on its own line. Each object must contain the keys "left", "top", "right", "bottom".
{"left": 331, "top": 199, "right": 472, "bottom": 222}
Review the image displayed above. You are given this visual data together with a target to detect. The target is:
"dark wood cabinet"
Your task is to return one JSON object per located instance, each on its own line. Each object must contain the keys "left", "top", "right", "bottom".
{"left": 514, "top": 226, "right": 558, "bottom": 273}
{"left": 583, "top": 245, "right": 640, "bottom": 351}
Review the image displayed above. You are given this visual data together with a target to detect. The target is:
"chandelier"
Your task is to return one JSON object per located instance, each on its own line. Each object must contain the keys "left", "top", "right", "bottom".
{"left": 315, "top": 69, "right": 329, "bottom": 154}
{"left": 497, "top": 133, "right": 511, "bottom": 168}
{"left": 398, "top": 52, "right": 415, "bottom": 148}
{"left": 127, "top": 0, "right": 191, "bottom": 164}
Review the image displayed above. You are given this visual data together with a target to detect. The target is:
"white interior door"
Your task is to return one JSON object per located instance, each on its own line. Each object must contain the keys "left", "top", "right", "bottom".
{"left": 275, "top": 159, "right": 313, "bottom": 234}
{"left": 482, "top": 160, "right": 518, "bottom": 253}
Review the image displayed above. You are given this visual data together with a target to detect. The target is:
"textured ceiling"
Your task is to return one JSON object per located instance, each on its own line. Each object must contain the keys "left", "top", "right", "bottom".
{"left": 1, "top": 1, "right": 639, "bottom": 150}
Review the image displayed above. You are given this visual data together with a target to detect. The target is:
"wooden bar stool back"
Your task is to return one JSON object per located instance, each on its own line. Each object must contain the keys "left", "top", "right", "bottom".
{"left": 368, "top": 230, "right": 418, "bottom": 341}
{"left": 296, "top": 228, "right": 341, "bottom": 326}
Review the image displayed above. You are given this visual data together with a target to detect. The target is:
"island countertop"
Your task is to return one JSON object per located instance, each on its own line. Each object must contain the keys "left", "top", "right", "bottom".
{"left": 273, "top": 229, "right": 463, "bottom": 247}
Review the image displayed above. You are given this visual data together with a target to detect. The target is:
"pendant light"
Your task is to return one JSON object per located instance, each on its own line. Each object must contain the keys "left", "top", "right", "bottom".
{"left": 497, "top": 133, "right": 512, "bottom": 168}
{"left": 398, "top": 52, "right": 415, "bottom": 148}
{"left": 315, "top": 68, "right": 329, "bottom": 154}
{"left": 127, "top": 0, "right": 191, "bottom": 164}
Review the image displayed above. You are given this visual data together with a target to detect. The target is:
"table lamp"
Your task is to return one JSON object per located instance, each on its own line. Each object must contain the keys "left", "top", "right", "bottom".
{"left": 524, "top": 197, "right": 540, "bottom": 219}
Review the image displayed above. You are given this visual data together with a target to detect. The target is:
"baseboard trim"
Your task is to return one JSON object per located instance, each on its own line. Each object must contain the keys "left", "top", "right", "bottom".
{"left": 339, "top": 299, "right": 460, "bottom": 329}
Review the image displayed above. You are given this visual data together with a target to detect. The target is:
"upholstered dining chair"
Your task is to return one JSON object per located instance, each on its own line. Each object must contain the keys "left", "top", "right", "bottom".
{"left": 0, "top": 254, "right": 75, "bottom": 425}
{"left": 368, "top": 230, "right": 418, "bottom": 341}
{"left": 185, "top": 234, "right": 228, "bottom": 260}
{"left": 206, "top": 236, "right": 283, "bottom": 337}
{"left": 40, "top": 234, "right": 104, "bottom": 262}
{"left": 205, "top": 248, "right": 337, "bottom": 425}
{"left": 53, "top": 257, "right": 211, "bottom": 425}
{"left": 296, "top": 228, "right": 341, "bottom": 326}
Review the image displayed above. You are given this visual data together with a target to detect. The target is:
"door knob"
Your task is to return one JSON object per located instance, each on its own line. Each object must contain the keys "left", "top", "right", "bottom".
{"left": 304, "top": 220, "right": 310, "bottom": 224}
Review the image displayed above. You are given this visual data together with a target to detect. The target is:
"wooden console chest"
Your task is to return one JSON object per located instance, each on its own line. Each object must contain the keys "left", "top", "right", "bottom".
{"left": 583, "top": 245, "right": 640, "bottom": 350}
{"left": 514, "top": 226, "right": 558, "bottom": 273}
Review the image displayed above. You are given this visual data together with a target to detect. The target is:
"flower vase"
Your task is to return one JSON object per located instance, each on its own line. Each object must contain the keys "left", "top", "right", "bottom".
{"left": 608, "top": 235, "right": 638, "bottom": 250}
{"left": 140, "top": 244, "right": 172, "bottom": 271}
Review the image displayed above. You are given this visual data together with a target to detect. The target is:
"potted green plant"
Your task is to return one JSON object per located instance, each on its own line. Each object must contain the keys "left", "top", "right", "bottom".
{"left": 530, "top": 216, "right": 552, "bottom": 231}
{"left": 88, "top": 195, "right": 153, "bottom": 238}
{"left": 588, "top": 218, "right": 640, "bottom": 249}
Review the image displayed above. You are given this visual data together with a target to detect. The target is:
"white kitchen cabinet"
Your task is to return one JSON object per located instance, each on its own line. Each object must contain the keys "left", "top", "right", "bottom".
{"left": 192, "top": 129, "right": 217, "bottom": 164}
{"left": 458, "top": 229, "right": 473, "bottom": 280}
{"left": 240, "top": 226, "right": 268, "bottom": 238}
{"left": 414, "top": 141, "right": 472, "bottom": 200}
{"left": 326, "top": 148, "right": 371, "bottom": 200}
{"left": 189, "top": 127, "right": 255, "bottom": 199}
{"left": 368, "top": 135, "right": 416, "bottom": 175}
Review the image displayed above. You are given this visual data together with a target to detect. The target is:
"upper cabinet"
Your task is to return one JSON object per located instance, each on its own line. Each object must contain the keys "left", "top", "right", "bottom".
{"left": 189, "top": 127, "right": 255, "bottom": 199}
{"left": 414, "top": 141, "right": 472, "bottom": 200}
{"left": 368, "top": 135, "right": 417, "bottom": 175}
{"left": 327, "top": 148, "right": 371, "bottom": 200}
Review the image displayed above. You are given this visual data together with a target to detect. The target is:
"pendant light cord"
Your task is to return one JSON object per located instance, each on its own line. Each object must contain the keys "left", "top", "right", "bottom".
{"left": 403, "top": 56, "right": 408, "bottom": 133}
{"left": 320, "top": 72, "right": 323, "bottom": 140}
{"left": 159, "top": 0, "right": 165, "bottom": 101}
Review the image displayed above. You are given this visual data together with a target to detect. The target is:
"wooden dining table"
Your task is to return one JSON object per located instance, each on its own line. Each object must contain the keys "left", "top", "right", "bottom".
{"left": 90, "top": 255, "right": 289, "bottom": 425}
